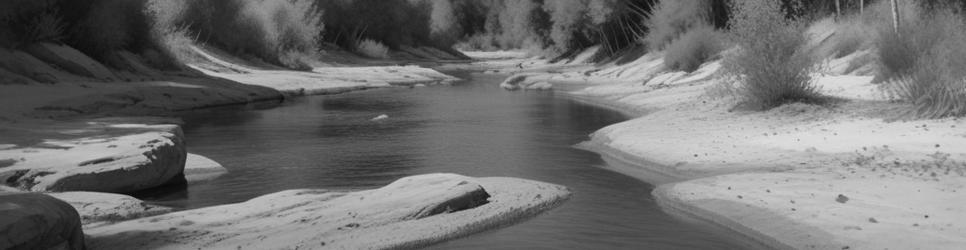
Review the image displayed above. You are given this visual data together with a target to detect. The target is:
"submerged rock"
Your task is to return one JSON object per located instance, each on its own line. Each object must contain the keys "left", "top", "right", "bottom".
{"left": 371, "top": 114, "right": 389, "bottom": 121}
{"left": 500, "top": 73, "right": 552, "bottom": 91}
{"left": 525, "top": 81, "right": 553, "bottom": 91}
{"left": 86, "top": 173, "right": 571, "bottom": 249}
{"left": 0, "top": 192, "right": 85, "bottom": 250}
{"left": 499, "top": 74, "right": 529, "bottom": 91}
{"left": 184, "top": 153, "right": 228, "bottom": 183}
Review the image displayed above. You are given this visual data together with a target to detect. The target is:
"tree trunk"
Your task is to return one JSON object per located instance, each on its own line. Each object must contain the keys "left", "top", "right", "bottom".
{"left": 836, "top": 0, "right": 841, "bottom": 18}
{"left": 891, "top": 0, "right": 900, "bottom": 37}
{"left": 860, "top": 0, "right": 864, "bottom": 14}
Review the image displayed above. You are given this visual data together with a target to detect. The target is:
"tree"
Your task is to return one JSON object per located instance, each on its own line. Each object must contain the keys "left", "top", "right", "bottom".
{"left": 891, "top": 0, "right": 900, "bottom": 37}
{"left": 835, "top": 0, "right": 840, "bottom": 18}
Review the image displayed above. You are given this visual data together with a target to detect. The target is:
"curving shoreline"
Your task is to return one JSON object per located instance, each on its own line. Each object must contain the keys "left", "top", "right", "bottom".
{"left": 559, "top": 86, "right": 807, "bottom": 250}
{"left": 486, "top": 47, "right": 966, "bottom": 249}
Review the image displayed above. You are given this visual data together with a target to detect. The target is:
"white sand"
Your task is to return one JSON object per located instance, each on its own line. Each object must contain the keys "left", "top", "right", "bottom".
{"left": 189, "top": 46, "right": 459, "bottom": 96}
{"left": 474, "top": 42, "right": 966, "bottom": 249}
{"left": 47, "top": 192, "right": 172, "bottom": 226}
{"left": 86, "top": 173, "right": 571, "bottom": 250}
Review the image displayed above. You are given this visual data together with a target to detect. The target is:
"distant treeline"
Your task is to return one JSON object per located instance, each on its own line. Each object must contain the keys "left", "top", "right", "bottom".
{"left": 4, "top": 0, "right": 966, "bottom": 69}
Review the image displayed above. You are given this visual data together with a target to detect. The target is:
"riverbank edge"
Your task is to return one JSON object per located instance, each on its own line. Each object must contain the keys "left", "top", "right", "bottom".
{"left": 550, "top": 85, "right": 830, "bottom": 250}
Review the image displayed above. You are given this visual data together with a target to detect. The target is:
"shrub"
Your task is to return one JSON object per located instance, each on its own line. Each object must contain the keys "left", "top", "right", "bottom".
{"left": 142, "top": 0, "right": 194, "bottom": 69}
{"left": 19, "top": 10, "right": 66, "bottom": 45}
{"left": 726, "top": 0, "right": 822, "bottom": 110}
{"left": 0, "top": 0, "right": 65, "bottom": 47}
{"left": 881, "top": 6, "right": 966, "bottom": 118}
{"left": 356, "top": 39, "right": 389, "bottom": 59}
{"left": 455, "top": 33, "right": 499, "bottom": 51}
{"left": 664, "top": 24, "right": 725, "bottom": 72}
{"left": 149, "top": 26, "right": 196, "bottom": 69}
{"left": 828, "top": 17, "right": 873, "bottom": 58}
{"left": 160, "top": 0, "right": 323, "bottom": 69}
{"left": 221, "top": 0, "right": 322, "bottom": 68}
{"left": 872, "top": 0, "right": 928, "bottom": 80}
{"left": 69, "top": 0, "right": 151, "bottom": 58}
{"left": 318, "top": 0, "right": 433, "bottom": 50}
{"left": 644, "top": 0, "right": 711, "bottom": 50}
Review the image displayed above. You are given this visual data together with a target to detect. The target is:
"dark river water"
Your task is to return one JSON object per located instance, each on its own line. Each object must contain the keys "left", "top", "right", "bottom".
{"left": 150, "top": 72, "right": 743, "bottom": 249}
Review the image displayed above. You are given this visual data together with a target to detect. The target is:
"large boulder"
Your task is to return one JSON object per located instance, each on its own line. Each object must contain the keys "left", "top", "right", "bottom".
{"left": 24, "top": 43, "right": 117, "bottom": 81}
{"left": 0, "top": 192, "right": 85, "bottom": 250}
{"left": 0, "top": 121, "right": 186, "bottom": 193}
{"left": 86, "top": 173, "right": 571, "bottom": 249}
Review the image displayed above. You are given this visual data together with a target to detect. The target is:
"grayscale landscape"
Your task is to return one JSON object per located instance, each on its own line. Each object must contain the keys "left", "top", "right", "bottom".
{"left": 2, "top": 0, "right": 965, "bottom": 249}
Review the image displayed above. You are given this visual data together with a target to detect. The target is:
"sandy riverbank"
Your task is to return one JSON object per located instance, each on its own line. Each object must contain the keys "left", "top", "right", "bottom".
{"left": 476, "top": 44, "right": 966, "bottom": 249}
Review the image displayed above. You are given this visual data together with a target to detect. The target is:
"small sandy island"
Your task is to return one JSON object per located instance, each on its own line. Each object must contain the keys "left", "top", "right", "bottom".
{"left": 85, "top": 173, "right": 570, "bottom": 250}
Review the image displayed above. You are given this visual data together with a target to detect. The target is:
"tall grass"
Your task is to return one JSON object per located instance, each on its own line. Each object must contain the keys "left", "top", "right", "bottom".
{"left": 878, "top": 3, "right": 966, "bottom": 118}
{"left": 663, "top": 24, "right": 725, "bottom": 73}
{"left": 726, "top": 0, "right": 822, "bottom": 110}
{"left": 644, "top": 0, "right": 711, "bottom": 51}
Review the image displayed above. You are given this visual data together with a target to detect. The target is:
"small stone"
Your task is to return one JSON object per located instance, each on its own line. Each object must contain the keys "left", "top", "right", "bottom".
{"left": 836, "top": 194, "right": 849, "bottom": 204}
{"left": 869, "top": 217, "right": 878, "bottom": 223}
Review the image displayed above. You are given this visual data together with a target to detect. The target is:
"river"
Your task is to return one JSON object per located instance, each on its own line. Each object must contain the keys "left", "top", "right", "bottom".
{"left": 144, "top": 72, "right": 743, "bottom": 249}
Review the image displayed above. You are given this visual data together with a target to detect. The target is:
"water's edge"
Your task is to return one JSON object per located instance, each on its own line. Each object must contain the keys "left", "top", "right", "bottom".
{"left": 552, "top": 86, "right": 790, "bottom": 250}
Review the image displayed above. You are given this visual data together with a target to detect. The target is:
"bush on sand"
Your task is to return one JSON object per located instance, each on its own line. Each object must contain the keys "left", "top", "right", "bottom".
{"left": 726, "top": 0, "right": 823, "bottom": 110}
{"left": 663, "top": 24, "right": 725, "bottom": 73}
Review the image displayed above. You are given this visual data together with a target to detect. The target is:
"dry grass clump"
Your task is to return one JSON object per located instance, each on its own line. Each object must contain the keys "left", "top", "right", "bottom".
{"left": 663, "top": 24, "right": 725, "bottom": 73}
{"left": 875, "top": 2, "right": 966, "bottom": 118}
{"left": 355, "top": 39, "right": 390, "bottom": 59}
{"left": 643, "top": 0, "right": 711, "bottom": 50}
{"left": 726, "top": 0, "right": 822, "bottom": 110}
